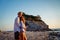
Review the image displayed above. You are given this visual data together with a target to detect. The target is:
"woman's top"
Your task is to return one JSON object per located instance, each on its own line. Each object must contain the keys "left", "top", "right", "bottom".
{"left": 19, "top": 21, "right": 26, "bottom": 32}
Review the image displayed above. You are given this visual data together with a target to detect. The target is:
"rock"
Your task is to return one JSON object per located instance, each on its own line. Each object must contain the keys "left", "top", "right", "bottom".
{"left": 49, "top": 31, "right": 60, "bottom": 40}
{"left": 26, "top": 21, "right": 42, "bottom": 31}
{"left": 48, "top": 36, "right": 58, "bottom": 40}
{"left": 57, "top": 32, "right": 60, "bottom": 37}
{"left": 23, "top": 13, "right": 51, "bottom": 31}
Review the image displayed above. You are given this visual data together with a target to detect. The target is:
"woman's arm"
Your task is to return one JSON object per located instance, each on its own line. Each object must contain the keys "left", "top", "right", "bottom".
{"left": 24, "top": 26, "right": 27, "bottom": 30}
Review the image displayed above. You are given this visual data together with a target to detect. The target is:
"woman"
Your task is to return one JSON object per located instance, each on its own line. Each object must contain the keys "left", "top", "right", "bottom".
{"left": 19, "top": 16, "right": 27, "bottom": 40}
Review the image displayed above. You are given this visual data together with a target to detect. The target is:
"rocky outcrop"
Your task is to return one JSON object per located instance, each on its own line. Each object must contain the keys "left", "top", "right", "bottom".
{"left": 23, "top": 13, "right": 51, "bottom": 31}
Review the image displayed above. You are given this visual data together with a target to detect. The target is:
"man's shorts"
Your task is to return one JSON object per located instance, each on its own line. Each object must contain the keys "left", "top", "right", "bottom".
{"left": 14, "top": 31, "right": 19, "bottom": 40}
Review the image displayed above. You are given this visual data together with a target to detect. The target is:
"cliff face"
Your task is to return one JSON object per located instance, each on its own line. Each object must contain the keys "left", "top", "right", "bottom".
{"left": 23, "top": 13, "right": 51, "bottom": 31}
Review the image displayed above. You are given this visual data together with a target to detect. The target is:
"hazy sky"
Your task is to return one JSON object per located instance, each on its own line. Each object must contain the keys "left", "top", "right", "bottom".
{"left": 0, "top": 0, "right": 60, "bottom": 31}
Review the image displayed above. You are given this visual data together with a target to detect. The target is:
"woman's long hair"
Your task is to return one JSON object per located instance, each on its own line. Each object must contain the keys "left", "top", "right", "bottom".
{"left": 20, "top": 16, "right": 25, "bottom": 24}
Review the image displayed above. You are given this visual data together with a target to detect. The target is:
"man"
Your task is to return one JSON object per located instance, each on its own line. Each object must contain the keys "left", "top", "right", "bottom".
{"left": 14, "top": 12, "right": 23, "bottom": 40}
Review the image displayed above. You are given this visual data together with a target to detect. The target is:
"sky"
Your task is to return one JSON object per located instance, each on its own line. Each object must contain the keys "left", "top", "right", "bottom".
{"left": 0, "top": 0, "right": 60, "bottom": 31}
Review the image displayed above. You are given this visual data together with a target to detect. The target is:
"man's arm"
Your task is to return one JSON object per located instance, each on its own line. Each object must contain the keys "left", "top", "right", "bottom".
{"left": 15, "top": 17, "right": 20, "bottom": 27}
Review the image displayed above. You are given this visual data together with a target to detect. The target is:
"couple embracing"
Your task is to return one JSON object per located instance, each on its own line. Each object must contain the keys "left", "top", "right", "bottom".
{"left": 14, "top": 12, "right": 27, "bottom": 40}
